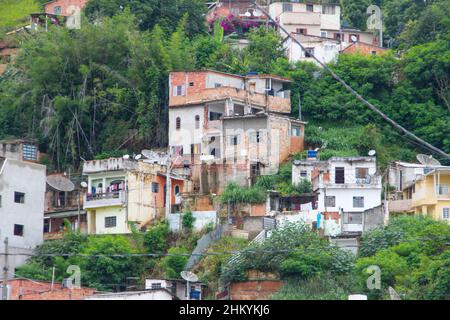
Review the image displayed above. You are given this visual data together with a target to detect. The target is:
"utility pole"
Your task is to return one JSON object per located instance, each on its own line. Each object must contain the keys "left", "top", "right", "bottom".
{"left": 298, "top": 94, "right": 302, "bottom": 121}
{"left": 2, "top": 237, "right": 9, "bottom": 300}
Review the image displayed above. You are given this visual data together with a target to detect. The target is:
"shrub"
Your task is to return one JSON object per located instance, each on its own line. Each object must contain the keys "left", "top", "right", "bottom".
{"left": 143, "top": 221, "right": 169, "bottom": 253}
{"left": 162, "top": 247, "right": 189, "bottom": 279}
{"left": 182, "top": 211, "right": 196, "bottom": 232}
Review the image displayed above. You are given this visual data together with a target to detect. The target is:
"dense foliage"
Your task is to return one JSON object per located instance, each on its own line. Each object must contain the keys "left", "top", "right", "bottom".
{"left": 221, "top": 222, "right": 355, "bottom": 283}
{"left": 355, "top": 216, "right": 450, "bottom": 300}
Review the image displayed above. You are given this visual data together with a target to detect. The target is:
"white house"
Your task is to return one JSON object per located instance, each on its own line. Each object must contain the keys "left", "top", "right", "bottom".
{"left": 293, "top": 156, "right": 382, "bottom": 234}
{"left": 268, "top": 1, "right": 379, "bottom": 65}
{"left": 0, "top": 156, "right": 46, "bottom": 276}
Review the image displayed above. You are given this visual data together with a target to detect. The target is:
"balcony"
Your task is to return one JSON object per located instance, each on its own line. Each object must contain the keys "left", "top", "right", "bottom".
{"left": 83, "top": 191, "right": 126, "bottom": 209}
{"left": 169, "top": 87, "right": 291, "bottom": 114}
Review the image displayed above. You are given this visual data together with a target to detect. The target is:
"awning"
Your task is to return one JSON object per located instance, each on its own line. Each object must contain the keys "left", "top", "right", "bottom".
{"left": 44, "top": 210, "right": 85, "bottom": 219}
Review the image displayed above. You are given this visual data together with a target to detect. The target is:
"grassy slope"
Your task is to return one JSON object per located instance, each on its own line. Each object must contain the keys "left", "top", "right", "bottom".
{"left": 0, "top": 0, "right": 40, "bottom": 32}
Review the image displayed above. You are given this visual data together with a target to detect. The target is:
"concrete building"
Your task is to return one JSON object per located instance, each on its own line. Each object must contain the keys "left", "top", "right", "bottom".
{"left": 44, "top": 0, "right": 89, "bottom": 16}
{"left": 0, "top": 155, "right": 46, "bottom": 275}
{"left": 293, "top": 156, "right": 382, "bottom": 235}
{"left": 44, "top": 173, "right": 87, "bottom": 240}
{"left": 85, "top": 289, "right": 176, "bottom": 300}
{"left": 145, "top": 279, "right": 203, "bottom": 300}
{"left": 82, "top": 156, "right": 184, "bottom": 235}
{"left": 168, "top": 70, "right": 305, "bottom": 193}
{"left": 267, "top": 1, "right": 379, "bottom": 65}
{"left": 388, "top": 161, "right": 450, "bottom": 224}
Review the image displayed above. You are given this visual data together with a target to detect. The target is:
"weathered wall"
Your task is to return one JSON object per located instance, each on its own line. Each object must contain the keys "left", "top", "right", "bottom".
{"left": 229, "top": 280, "right": 283, "bottom": 300}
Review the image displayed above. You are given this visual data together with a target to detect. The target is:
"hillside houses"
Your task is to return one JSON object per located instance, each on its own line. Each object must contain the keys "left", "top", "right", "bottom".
{"left": 168, "top": 70, "right": 305, "bottom": 193}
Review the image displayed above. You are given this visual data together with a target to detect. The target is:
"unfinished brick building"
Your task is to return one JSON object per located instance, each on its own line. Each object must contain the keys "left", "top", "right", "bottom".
{"left": 168, "top": 70, "right": 305, "bottom": 194}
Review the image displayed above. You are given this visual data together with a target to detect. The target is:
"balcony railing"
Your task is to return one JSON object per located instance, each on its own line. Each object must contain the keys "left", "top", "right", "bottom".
{"left": 84, "top": 191, "right": 126, "bottom": 209}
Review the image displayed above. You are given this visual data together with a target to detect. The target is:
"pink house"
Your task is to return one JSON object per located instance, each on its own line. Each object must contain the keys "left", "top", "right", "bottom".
{"left": 44, "top": 0, "right": 89, "bottom": 16}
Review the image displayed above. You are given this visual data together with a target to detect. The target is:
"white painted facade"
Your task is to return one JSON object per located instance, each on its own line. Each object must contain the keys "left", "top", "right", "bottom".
{"left": 86, "top": 290, "right": 174, "bottom": 300}
{"left": 0, "top": 157, "right": 46, "bottom": 274}
{"left": 293, "top": 157, "right": 382, "bottom": 234}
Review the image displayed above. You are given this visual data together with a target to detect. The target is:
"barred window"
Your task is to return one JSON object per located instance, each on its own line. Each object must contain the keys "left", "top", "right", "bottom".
{"left": 152, "top": 182, "right": 159, "bottom": 193}
{"left": 443, "top": 208, "right": 449, "bottom": 220}
{"left": 353, "top": 196, "right": 364, "bottom": 208}
{"left": 105, "top": 216, "right": 117, "bottom": 228}
{"left": 23, "top": 144, "right": 37, "bottom": 161}
{"left": 282, "top": 3, "right": 293, "bottom": 12}
{"left": 325, "top": 196, "right": 336, "bottom": 207}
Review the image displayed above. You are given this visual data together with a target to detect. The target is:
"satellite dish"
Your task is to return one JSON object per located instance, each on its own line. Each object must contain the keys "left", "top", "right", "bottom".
{"left": 368, "top": 150, "right": 376, "bottom": 156}
{"left": 46, "top": 175, "right": 75, "bottom": 192}
{"left": 416, "top": 154, "right": 441, "bottom": 167}
{"left": 180, "top": 271, "right": 198, "bottom": 283}
{"left": 135, "top": 154, "right": 142, "bottom": 160}
{"left": 244, "top": 11, "right": 251, "bottom": 17}
{"left": 123, "top": 154, "right": 130, "bottom": 160}
{"left": 80, "top": 181, "right": 88, "bottom": 188}
{"left": 351, "top": 35, "right": 358, "bottom": 42}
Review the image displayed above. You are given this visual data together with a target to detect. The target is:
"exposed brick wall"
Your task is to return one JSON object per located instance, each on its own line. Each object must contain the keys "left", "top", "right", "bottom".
{"left": 45, "top": 0, "right": 89, "bottom": 16}
{"left": 250, "top": 203, "right": 266, "bottom": 217}
{"left": 4, "top": 279, "right": 95, "bottom": 300}
{"left": 229, "top": 280, "right": 283, "bottom": 300}
{"left": 342, "top": 42, "right": 387, "bottom": 55}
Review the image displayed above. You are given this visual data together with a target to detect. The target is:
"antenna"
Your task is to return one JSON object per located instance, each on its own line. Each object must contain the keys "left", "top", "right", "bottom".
{"left": 351, "top": 35, "right": 358, "bottom": 43}
{"left": 80, "top": 181, "right": 88, "bottom": 188}
{"left": 122, "top": 154, "right": 130, "bottom": 160}
{"left": 135, "top": 154, "right": 142, "bottom": 160}
{"left": 416, "top": 154, "right": 441, "bottom": 167}
{"left": 368, "top": 150, "right": 376, "bottom": 156}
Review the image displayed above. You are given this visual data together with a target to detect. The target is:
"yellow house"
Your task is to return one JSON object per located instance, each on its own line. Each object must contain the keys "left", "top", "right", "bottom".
{"left": 403, "top": 168, "right": 450, "bottom": 224}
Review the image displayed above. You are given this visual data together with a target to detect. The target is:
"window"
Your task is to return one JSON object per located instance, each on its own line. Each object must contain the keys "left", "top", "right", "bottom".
{"left": 282, "top": 3, "right": 293, "bottom": 12}
{"left": 189, "top": 82, "right": 194, "bottom": 87}
{"left": 174, "top": 185, "right": 180, "bottom": 195}
{"left": 296, "top": 28, "right": 307, "bottom": 35}
{"left": 250, "top": 131, "right": 263, "bottom": 144}
{"left": 443, "top": 208, "right": 450, "bottom": 220}
{"left": 325, "top": 196, "right": 336, "bottom": 207}
{"left": 151, "top": 283, "right": 162, "bottom": 289}
{"left": 176, "top": 117, "right": 181, "bottom": 130}
{"left": 152, "top": 182, "right": 159, "bottom": 193}
{"left": 53, "top": 6, "right": 62, "bottom": 15}
{"left": 335, "top": 167, "right": 345, "bottom": 184}
{"left": 105, "top": 216, "right": 117, "bottom": 228}
{"left": 356, "top": 168, "right": 369, "bottom": 179}
{"left": 22, "top": 144, "right": 38, "bottom": 161}
{"left": 371, "top": 51, "right": 377, "bottom": 55}
{"left": 438, "top": 184, "right": 449, "bottom": 195}
{"left": 305, "top": 48, "right": 314, "bottom": 57}
{"left": 292, "top": 126, "right": 301, "bottom": 136}
{"left": 14, "top": 224, "right": 24, "bottom": 237}
{"left": 300, "top": 170, "right": 307, "bottom": 178}
{"left": 229, "top": 135, "right": 239, "bottom": 146}
{"left": 334, "top": 33, "right": 342, "bottom": 41}
{"left": 209, "top": 111, "right": 222, "bottom": 121}
{"left": 14, "top": 192, "right": 25, "bottom": 204}
{"left": 43, "top": 219, "right": 50, "bottom": 233}
{"left": 306, "top": 4, "right": 314, "bottom": 12}
{"left": 322, "top": 5, "right": 335, "bottom": 15}
{"left": 214, "top": 83, "right": 222, "bottom": 88}
{"left": 353, "top": 196, "right": 364, "bottom": 208}
{"left": 195, "top": 115, "right": 200, "bottom": 129}
{"left": 173, "top": 85, "right": 185, "bottom": 96}
{"left": 320, "top": 31, "right": 328, "bottom": 38}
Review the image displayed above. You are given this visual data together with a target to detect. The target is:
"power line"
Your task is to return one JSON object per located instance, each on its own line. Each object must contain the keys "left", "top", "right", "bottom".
{"left": 251, "top": 1, "right": 450, "bottom": 160}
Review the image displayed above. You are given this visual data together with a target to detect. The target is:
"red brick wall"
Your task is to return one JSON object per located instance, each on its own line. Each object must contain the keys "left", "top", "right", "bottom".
{"left": 169, "top": 71, "right": 208, "bottom": 107}
{"left": 230, "top": 281, "right": 283, "bottom": 300}
{"left": 250, "top": 203, "right": 266, "bottom": 217}
{"left": 343, "top": 43, "right": 386, "bottom": 55}
{"left": 45, "top": 0, "right": 89, "bottom": 16}
{"left": 5, "top": 279, "right": 95, "bottom": 300}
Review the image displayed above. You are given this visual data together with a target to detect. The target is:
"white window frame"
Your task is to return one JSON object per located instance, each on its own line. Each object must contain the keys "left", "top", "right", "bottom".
{"left": 320, "top": 31, "right": 328, "bottom": 38}
{"left": 353, "top": 196, "right": 365, "bottom": 208}
{"left": 443, "top": 208, "right": 450, "bottom": 220}
{"left": 173, "top": 85, "right": 185, "bottom": 96}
